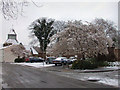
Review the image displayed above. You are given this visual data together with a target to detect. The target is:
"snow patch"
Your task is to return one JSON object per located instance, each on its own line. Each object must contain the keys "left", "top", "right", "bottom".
{"left": 109, "top": 62, "right": 120, "bottom": 66}
{"left": 98, "top": 78, "right": 118, "bottom": 87}
{"left": 31, "top": 47, "right": 38, "bottom": 54}
{"left": 9, "top": 29, "right": 16, "bottom": 34}
{"left": 88, "top": 77, "right": 100, "bottom": 80}
{"left": 5, "top": 39, "right": 18, "bottom": 45}
{"left": 104, "top": 66, "right": 119, "bottom": 69}
{"left": 11, "top": 62, "right": 54, "bottom": 68}
{"left": 24, "top": 45, "right": 38, "bottom": 54}
{"left": 82, "top": 76, "right": 118, "bottom": 87}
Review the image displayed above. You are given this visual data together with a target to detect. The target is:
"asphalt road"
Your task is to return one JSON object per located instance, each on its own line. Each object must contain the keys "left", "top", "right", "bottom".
{"left": 0, "top": 63, "right": 2, "bottom": 90}
{"left": 2, "top": 63, "right": 116, "bottom": 88}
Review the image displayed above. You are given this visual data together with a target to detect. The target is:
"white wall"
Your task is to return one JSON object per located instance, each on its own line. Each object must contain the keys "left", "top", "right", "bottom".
{"left": 0, "top": 49, "right": 3, "bottom": 62}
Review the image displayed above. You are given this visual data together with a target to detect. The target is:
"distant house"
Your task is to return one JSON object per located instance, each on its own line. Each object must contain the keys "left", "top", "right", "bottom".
{"left": 24, "top": 46, "right": 44, "bottom": 57}
{"left": 3, "top": 29, "right": 19, "bottom": 47}
{"left": 0, "top": 45, "right": 31, "bottom": 62}
{"left": 0, "top": 29, "right": 29, "bottom": 62}
{"left": 32, "top": 46, "right": 43, "bottom": 57}
{"left": 0, "top": 28, "right": 44, "bottom": 62}
{"left": 24, "top": 45, "right": 41, "bottom": 57}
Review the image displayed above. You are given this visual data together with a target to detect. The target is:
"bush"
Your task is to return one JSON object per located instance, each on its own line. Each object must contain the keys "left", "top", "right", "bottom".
{"left": 96, "top": 61, "right": 109, "bottom": 67}
{"left": 14, "top": 57, "right": 25, "bottom": 63}
{"left": 71, "top": 58, "right": 109, "bottom": 69}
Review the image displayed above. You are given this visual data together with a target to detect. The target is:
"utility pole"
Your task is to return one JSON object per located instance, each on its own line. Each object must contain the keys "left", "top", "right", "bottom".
{"left": 42, "top": 37, "right": 45, "bottom": 67}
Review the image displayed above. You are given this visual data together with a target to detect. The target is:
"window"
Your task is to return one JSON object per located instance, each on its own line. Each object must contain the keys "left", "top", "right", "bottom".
{"left": 8, "top": 35, "right": 16, "bottom": 39}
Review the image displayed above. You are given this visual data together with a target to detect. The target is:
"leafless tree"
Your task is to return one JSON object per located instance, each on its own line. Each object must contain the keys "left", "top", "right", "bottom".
{"left": 0, "top": 0, "right": 42, "bottom": 20}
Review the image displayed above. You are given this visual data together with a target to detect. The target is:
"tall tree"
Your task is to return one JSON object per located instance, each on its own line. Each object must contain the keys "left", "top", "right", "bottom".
{"left": 29, "top": 18, "right": 54, "bottom": 58}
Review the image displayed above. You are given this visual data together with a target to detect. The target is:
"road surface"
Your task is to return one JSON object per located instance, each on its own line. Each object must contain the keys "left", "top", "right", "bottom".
{"left": 0, "top": 63, "right": 2, "bottom": 89}
{"left": 2, "top": 63, "right": 116, "bottom": 88}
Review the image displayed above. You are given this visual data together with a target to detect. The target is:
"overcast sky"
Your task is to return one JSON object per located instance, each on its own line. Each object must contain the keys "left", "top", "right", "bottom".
{"left": 0, "top": 0, "right": 119, "bottom": 48}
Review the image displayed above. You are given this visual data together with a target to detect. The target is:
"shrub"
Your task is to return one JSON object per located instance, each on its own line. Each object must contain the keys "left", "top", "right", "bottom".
{"left": 71, "top": 58, "right": 109, "bottom": 69}
{"left": 96, "top": 61, "right": 109, "bottom": 67}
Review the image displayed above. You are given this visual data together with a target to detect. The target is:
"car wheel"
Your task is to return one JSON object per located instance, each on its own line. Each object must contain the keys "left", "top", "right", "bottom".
{"left": 64, "top": 63, "right": 66, "bottom": 65}
{"left": 55, "top": 64, "right": 57, "bottom": 66}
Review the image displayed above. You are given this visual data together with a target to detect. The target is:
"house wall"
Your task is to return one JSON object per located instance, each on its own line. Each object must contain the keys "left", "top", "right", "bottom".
{"left": 0, "top": 49, "right": 3, "bottom": 62}
{"left": 1, "top": 45, "right": 32, "bottom": 62}
{"left": 3, "top": 46, "right": 17, "bottom": 62}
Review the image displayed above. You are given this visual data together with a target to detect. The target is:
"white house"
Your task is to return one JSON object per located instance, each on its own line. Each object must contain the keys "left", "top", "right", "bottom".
{"left": 0, "top": 29, "right": 29, "bottom": 62}
{"left": 0, "top": 28, "right": 40, "bottom": 62}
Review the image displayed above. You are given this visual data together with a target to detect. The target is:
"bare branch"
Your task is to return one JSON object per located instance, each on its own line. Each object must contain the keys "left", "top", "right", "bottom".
{"left": 0, "top": 0, "right": 42, "bottom": 20}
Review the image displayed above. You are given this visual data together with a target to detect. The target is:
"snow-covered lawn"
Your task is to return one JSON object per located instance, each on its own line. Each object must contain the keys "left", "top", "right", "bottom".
{"left": 86, "top": 76, "right": 118, "bottom": 87}
{"left": 103, "top": 61, "right": 120, "bottom": 70}
{"left": 98, "top": 78, "right": 118, "bottom": 87}
{"left": 11, "top": 62, "right": 55, "bottom": 68}
{"left": 45, "top": 62, "right": 120, "bottom": 87}
{"left": 104, "top": 66, "right": 119, "bottom": 69}
{"left": 72, "top": 62, "right": 119, "bottom": 87}
{"left": 108, "top": 61, "right": 120, "bottom": 67}
{"left": 52, "top": 71, "right": 119, "bottom": 87}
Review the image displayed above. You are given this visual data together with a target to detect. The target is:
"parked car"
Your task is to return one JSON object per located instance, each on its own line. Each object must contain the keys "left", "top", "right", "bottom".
{"left": 14, "top": 57, "right": 25, "bottom": 63}
{"left": 25, "top": 57, "right": 30, "bottom": 62}
{"left": 45, "top": 57, "right": 56, "bottom": 64}
{"left": 25, "top": 57, "right": 44, "bottom": 62}
{"left": 53, "top": 57, "right": 69, "bottom": 66}
{"left": 69, "top": 57, "right": 77, "bottom": 63}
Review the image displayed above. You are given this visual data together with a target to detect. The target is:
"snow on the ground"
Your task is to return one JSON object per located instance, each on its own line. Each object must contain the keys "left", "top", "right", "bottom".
{"left": 11, "top": 62, "right": 54, "bottom": 68}
{"left": 108, "top": 61, "right": 120, "bottom": 66}
{"left": 104, "top": 66, "right": 119, "bottom": 69}
{"left": 98, "top": 78, "right": 118, "bottom": 87}
{"left": 86, "top": 76, "right": 118, "bottom": 87}
{"left": 103, "top": 61, "right": 120, "bottom": 70}
{"left": 55, "top": 72, "right": 119, "bottom": 87}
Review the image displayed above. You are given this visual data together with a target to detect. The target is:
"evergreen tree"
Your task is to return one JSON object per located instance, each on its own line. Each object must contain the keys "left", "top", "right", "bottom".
{"left": 29, "top": 18, "right": 54, "bottom": 58}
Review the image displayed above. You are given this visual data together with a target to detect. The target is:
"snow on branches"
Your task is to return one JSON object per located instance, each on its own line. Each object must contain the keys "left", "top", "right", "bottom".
{"left": 47, "top": 20, "right": 114, "bottom": 58}
{"left": 0, "top": 0, "right": 42, "bottom": 20}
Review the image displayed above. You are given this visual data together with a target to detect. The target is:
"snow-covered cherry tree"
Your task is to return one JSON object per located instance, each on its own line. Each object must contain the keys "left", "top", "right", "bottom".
{"left": 92, "top": 18, "right": 118, "bottom": 45}
{"left": 53, "top": 20, "right": 67, "bottom": 33}
{"left": 47, "top": 20, "right": 113, "bottom": 59}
